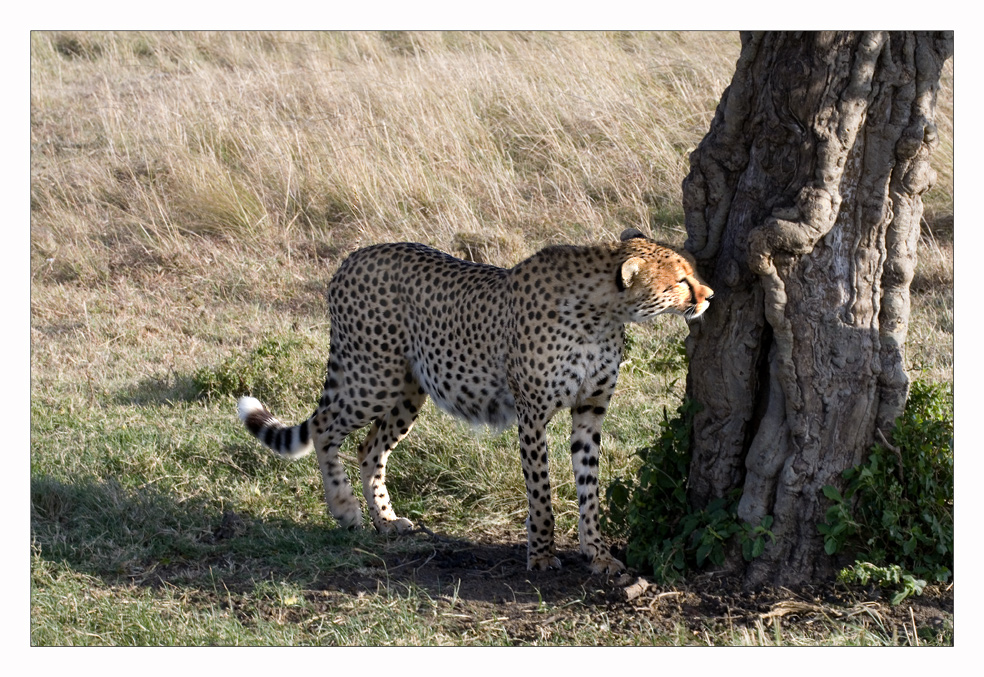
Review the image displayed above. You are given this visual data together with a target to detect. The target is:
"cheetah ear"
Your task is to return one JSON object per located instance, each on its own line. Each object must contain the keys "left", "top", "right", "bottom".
{"left": 619, "top": 257, "right": 646, "bottom": 290}
{"left": 619, "top": 228, "right": 647, "bottom": 241}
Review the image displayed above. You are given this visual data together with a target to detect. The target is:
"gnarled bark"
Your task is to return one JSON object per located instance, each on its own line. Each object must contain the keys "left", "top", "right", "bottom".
{"left": 682, "top": 31, "right": 952, "bottom": 586}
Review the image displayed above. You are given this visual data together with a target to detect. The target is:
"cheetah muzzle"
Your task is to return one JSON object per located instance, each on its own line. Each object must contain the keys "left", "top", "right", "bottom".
{"left": 237, "top": 228, "right": 713, "bottom": 575}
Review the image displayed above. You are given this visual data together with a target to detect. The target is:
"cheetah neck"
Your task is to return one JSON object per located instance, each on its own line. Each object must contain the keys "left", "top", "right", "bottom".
{"left": 547, "top": 244, "right": 634, "bottom": 341}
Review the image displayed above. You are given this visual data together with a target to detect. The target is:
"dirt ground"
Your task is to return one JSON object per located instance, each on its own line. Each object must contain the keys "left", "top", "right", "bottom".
{"left": 266, "top": 524, "right": 954, "bottom": 645}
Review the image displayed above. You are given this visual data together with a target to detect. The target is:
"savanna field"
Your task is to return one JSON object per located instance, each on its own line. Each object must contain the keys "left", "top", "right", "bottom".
{"left": 30, "top": 31, "right": 953, "bottom": 646}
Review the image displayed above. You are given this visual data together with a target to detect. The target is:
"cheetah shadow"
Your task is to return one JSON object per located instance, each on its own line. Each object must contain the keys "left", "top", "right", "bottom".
{"left": 31, "top": 474, "right": 616, "bottom": 609}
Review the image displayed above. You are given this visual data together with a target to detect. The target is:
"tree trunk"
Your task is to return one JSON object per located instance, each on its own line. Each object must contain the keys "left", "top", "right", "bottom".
{"left": 681, "top": 31, "right": 953, "bottom": 587}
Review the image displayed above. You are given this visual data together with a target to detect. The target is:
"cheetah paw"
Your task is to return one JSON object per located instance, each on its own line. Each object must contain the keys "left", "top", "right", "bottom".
{"left": 375, "top": 517, "right": 414, "bottom": 535}
{"left": 334, "top": 513, "right": 364, "bottom": 530}
{"left": 527, "top": 553, "right": 563, "bottom": 571}
{"left": 588, "top": 553, "right": 625, "bottom": 576}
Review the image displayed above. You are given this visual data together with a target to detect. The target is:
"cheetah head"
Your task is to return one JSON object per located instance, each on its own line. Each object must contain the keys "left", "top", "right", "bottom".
{"left": 617, "top": 228, "right": 714, "bottom": 323}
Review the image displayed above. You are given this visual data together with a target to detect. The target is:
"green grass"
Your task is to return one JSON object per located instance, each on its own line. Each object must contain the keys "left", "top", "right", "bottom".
{"left": 30, "top": 315, "right": 696, "bottom": 644}
{"left": 30, "top": 31, "right": 953, "bottom": 646}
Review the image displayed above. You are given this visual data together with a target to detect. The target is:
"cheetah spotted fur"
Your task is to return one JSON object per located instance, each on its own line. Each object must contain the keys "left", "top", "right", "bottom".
{"left": 237, "top": 228, "right": 713, "bottom": 575}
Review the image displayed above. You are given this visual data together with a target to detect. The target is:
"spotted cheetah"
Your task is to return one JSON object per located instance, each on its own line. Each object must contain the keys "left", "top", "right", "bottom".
{"left": 237, "top": 228, "right": 713, "bottom": 574}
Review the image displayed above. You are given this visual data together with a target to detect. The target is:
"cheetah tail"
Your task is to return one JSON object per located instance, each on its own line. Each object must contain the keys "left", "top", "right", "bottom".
{"left": 237, "top": 396, "right": 315, "bottom": 460}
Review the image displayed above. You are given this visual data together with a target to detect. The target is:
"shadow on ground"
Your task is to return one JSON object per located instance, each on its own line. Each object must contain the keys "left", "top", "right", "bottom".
{"left": 31, "top": 476, "right": 954, "bottom": 645}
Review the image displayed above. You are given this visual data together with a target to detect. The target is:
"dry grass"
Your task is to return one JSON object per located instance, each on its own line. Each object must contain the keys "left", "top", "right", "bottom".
{"left": 31, "top": 31, "right": 739, "bottom": 285}
{"left": 30, "top": 30, "right": 751, "bottom": 417}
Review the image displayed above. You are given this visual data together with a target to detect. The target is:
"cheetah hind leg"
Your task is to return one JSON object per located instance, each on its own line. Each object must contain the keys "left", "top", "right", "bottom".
{"left": 313, "top": 419, "right": 366, "bottom": 530}
{"left": 357, "top": 385, "right": 428, "bottom": 535}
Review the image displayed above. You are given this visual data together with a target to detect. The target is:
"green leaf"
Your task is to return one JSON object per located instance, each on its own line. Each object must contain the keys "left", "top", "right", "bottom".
{"left": 695, "top": 540, "right": 713, "bottom": 566}
{"left": 822, "top": 485, "right": 843, "bottom": 502}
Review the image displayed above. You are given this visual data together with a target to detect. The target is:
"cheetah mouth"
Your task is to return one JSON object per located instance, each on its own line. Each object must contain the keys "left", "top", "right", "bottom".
{"left": 683, "top": 302, "right": 710, "bottom": 321}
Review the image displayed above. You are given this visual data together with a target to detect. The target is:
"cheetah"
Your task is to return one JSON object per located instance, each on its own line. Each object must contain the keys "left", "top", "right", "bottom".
{"left": 237, "top": 228, "right": 713, "bottom": 575}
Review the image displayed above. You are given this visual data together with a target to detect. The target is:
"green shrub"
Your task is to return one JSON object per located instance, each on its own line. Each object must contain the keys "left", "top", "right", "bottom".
{"left": 819, "top": 380, "right": 953, "bottom": 595}
{"left": 604, "top": 400, "right": 773, "bottom": 583}
{"left": 836, "top": 562, "right": 927, "bottom": 605}
{"left": 193, "top": 332, "right": 328, "bottom": 411}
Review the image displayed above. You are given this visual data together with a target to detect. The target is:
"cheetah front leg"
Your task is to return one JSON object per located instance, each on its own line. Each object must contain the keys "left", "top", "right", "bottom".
{"left": 517, "top": 409, "right": 561, "bottom": 570}
{"left": 571, "top": 403, "right": 625, "bottom": 575}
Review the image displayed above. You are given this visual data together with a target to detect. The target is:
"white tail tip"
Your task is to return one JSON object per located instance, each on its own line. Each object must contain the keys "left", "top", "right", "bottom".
{"left": 237, "top": 396, "right": 264, "bottom": 422}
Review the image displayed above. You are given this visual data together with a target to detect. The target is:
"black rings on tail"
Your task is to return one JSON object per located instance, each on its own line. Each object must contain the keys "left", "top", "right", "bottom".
{"left": 237, "top": 396, "right": 315, "bottom": 459}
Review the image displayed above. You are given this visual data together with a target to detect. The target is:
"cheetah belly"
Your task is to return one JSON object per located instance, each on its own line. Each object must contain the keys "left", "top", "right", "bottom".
{"left": 410, "top": 356, "right": 517, "bottom": 431}
{"left": 398, "top": 264, "right": 517, "bottom": 431}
